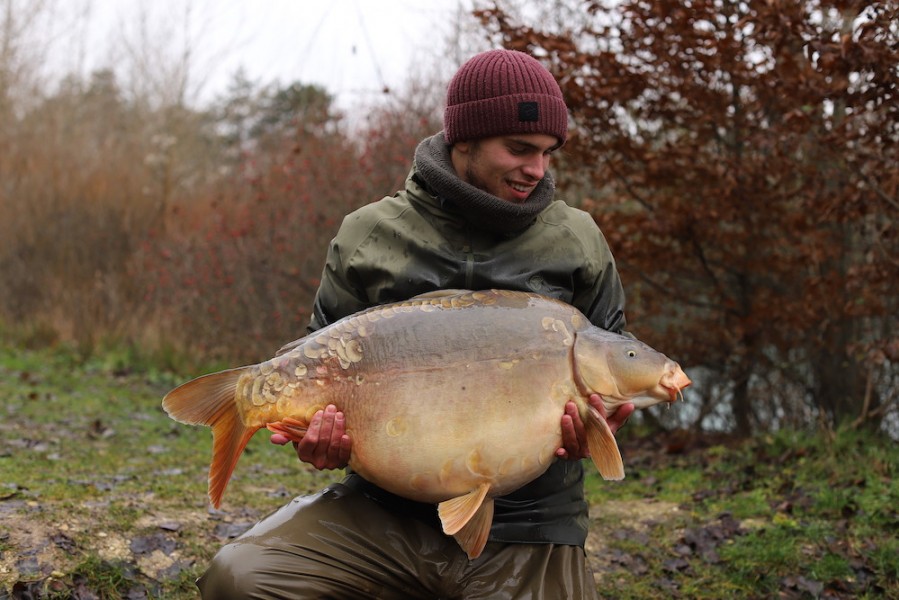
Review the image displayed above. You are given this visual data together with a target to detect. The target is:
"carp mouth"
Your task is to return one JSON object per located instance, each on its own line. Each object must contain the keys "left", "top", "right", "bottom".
{"left": 660, "top": 364, "right": 692, "bottom": 403}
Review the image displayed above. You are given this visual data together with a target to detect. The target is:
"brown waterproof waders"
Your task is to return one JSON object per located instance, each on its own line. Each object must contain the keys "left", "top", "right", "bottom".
{"left": 197, "top": 482, "right": 598, "bottom": 599}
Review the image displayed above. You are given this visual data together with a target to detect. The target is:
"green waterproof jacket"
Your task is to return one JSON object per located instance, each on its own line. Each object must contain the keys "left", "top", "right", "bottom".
{"left": 308, "top": 157, "right": 627, "bottom": 548}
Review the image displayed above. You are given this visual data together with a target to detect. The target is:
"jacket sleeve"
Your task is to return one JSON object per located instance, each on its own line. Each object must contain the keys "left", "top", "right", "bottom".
{"left": 307, "top": 216, "right": 372, "bottom": 333}
{"left": 571, "top": 221, "right": 628, "bottom": 334}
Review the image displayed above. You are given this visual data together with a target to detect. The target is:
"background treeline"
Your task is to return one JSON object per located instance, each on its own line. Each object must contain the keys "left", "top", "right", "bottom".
{"left": 0, "top": 0, "right": 896, "bottom": 438}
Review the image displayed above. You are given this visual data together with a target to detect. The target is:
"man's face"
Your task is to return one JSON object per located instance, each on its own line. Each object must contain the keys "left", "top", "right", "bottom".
{"left": 452, "top": 134, "right": 560, "bottom": 203}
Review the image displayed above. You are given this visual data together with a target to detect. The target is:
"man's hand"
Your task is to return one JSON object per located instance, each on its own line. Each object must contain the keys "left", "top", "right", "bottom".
{"left": 557, "top": 394, "right": 634, "bottom": 460}
{"left": 270, "top": 404, "right": 352, "bottom": 470}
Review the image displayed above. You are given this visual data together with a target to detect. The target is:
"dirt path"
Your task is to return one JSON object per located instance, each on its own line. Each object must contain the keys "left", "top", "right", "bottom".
{"left": 586, "top": 498, "right": 683, "bottom": 585}
{"left": 3, "top": 496, "right": 685, "bottom": 595}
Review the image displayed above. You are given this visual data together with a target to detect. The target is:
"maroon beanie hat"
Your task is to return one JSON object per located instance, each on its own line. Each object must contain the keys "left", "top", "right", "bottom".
{"left": 444, "top": 49, "right": 568, "bottom": 146}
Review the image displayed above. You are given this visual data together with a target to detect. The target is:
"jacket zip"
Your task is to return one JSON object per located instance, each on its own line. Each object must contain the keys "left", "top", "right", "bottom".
{"left": 462, "top": 242, "right": 475, "bottom": 289}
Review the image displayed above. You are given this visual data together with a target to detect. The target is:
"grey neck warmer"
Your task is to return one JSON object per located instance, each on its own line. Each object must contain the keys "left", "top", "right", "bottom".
{"left": 413, "top": 132, "right": 555, "bottom": 235}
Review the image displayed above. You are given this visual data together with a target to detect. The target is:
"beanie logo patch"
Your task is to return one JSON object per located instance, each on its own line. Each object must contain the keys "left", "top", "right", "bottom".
{"left": 518, "top": 101, "right": 539, "bottom": 122}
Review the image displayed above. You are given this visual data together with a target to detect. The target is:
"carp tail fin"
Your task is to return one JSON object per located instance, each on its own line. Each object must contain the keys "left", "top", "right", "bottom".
{"left": 162, "top": 366, "right": 258, "bottom": 507}
{"left": 584, "top": 405, "right": 625, "bottom": 480}
{"left": 438, "top": 484, "right": 493, "bottom": 560}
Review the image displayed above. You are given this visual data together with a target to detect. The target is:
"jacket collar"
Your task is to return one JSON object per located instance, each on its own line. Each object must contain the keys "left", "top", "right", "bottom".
{"left": 411, "top": 132, "right": 555, "bottom": 235}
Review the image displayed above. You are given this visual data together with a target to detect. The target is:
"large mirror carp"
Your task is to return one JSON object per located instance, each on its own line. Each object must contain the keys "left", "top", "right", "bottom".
{"left": 163, "top": 289, "right": 691, "bottom": 559}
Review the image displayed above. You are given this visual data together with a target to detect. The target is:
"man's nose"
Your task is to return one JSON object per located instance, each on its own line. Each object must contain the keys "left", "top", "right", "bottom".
{"left": 521, "top": 154, "right": 547, "bottom": 180}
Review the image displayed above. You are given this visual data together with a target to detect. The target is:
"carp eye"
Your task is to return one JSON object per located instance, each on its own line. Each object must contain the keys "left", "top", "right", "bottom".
{"left": 627, "top": 350, "right": 637, "bottom": 358}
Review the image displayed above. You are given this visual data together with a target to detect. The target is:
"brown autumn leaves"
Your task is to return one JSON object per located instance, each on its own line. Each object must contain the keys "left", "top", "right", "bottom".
{"left": 477, "top": 0, "right": 897, "bottom": 435}
{"left": 0, "top": 1, "right": 896, "bottom": 436}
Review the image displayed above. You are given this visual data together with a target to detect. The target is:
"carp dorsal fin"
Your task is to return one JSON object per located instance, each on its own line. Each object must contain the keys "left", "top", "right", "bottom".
{"left": 412, "top": 289, "right": 472, "bottom": 300}
{"left": 452, "top": 497, "right": 494, "bottom": 560}
{"left": 438, "top": 482, "right": 490, "bottom": 536}
{"left": 275, "top": 337, "right": 304, "bottom": 356}
{"left": 275, "top": 290, "right": 474, "bottom": 356}
{"left": 584, "top": 405, "right": 625, "bottom": 480}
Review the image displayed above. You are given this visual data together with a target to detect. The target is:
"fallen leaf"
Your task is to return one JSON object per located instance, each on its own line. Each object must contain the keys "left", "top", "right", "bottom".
{"left": 130, "top": 533, "right": 176, "bottom": 556}
{"left": 213, "top": 522, "right": 253, "bottom": 540}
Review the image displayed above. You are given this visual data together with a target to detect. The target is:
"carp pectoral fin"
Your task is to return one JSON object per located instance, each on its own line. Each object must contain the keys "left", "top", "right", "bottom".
{"left": 585, "top": 406, "right": 625, "bottom": 480}
{"left": 451, "top": 497, "right": 494, "bottom": 560}
{"left": 266, "top": 417, "right": 309, "bottom": 443}
{"left": 438, "top": 483, "right": 490, "bottom": 536}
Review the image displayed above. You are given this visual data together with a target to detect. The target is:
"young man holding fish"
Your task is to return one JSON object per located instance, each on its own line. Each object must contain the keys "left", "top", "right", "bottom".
{"left": 198, "top": 48, "right": 636, "bottom": 599}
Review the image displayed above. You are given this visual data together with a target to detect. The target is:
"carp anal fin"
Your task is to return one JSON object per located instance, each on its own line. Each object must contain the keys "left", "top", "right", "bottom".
{"left": 438, "top": 483, "right": 493, "bottom": 560}
{"left": 162, "top": 366, "right": 258, "bottom": 508}
{"left": 266, "top": 417, "right": 309, "bottom": 443}
{"left": 585, "top": 405, "right": 625, "bottom": 480}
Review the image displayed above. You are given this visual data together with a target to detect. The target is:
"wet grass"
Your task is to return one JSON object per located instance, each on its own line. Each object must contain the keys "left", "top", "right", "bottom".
{"left": 0, "top": 342, "right": 335, "bottom": 598}
{"left": 584, "top": 426, "right": 899, "bottom": 598}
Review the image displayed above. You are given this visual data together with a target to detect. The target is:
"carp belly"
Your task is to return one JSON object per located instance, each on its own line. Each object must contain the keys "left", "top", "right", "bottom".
{"left": 343, "top": 347, "right": 578, "bottom": 503}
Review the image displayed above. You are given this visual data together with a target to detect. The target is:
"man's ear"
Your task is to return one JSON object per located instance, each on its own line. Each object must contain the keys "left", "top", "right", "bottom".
{"left": 453, "top": 141, "right": 472, "bottom": 155}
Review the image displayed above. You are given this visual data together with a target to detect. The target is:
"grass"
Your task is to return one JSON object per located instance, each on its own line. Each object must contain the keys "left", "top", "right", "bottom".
{"left": 1, "top": 341, "right": 897, "bottom": 598}
{"left": 0, "top": 342, "right": 335, "bottom": 598}
{"left": 583, "top": 426, "right": 899, "bottom": 598}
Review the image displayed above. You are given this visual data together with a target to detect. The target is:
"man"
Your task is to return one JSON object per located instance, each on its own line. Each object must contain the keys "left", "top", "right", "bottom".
{"left": 198, "top": 48, "right": 634, "bottom": 599}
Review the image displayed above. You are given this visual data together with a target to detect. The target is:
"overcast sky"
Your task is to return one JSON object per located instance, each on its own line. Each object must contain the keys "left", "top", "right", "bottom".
{"left": 37, "top": 0, "right": 479, "bottom": 109}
